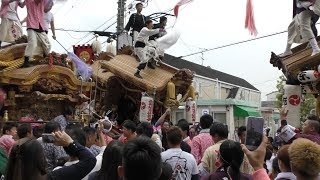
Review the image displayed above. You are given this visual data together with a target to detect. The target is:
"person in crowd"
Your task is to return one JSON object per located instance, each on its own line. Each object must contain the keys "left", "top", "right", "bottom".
{"left": 21, "top": 0, "right": 51, "bottom": 67}
{"left": 117, "top": 136, "right": 162, "bottom": 180}
{"left": 274, "top": 145, "right": 296, "bottom": 180}
{"left": 124, "top": 2, "right": 146, "bottom": 42}
{"left": 176, "top": 119, "right": 192, "bottom": 146}
{"left": 53, "top": 126, "right": 94, "bottom": 180}
{"left": 289, "top": 138, "right": 320, "bottom": 180}
{"left": 202, "top": 140, "right": 253, "bottom": 180}
{"left": 158, "top": 162, "right": 173, "bottom": 180}
{"left": 201, "top": 122, "right": 228, "bottom": 174}
{"left": 237, "top": 126, "right": 246, "bottom": 144}
{"left": 161, "top": 121, "right": 170, "bottom": 150}
{"left": 136, "top": 122, "right": 162, "bottom": 148}
{"left": 161, "top": 126, "right": 199, "bottom": 180}
{"left": 133, "top": 19, "right": 160, "bottom": 78}
{"left": 241, "top": 136, "right": 270, "bottom": 179}
{"left": 264, "top": 144, "right": 273, "bottom": 173}
{"left": 88, "top": 140, "right": 123, "bottom": 180}
{"left": 5, "top": 131, "right": 96, "bottom": 180}
{"left": 189, "top": 124, "right": 200, "bottom": 140}
{"left": 136, "top": 122, "right": 153, "bottom": 138}
{"left": 296, "top": 115, "right": 320, "bottom": 144}
{"left": 83, "top": 126, "right": 101, "bottom": 156}
{"left": 0, "top": 145, "right": 8, "bottom": 177}
{"left": 52, "top": 105, "right": 74, "bottom": 131}
{"left": 85, "top": 122, "right": 108, "bottom": 177}
{"left": 0, "top": 0, "right": 24, "bottom": 47}
{"left": 37, "top": 122, "right": 67, "bottom": 171}
{"left": 191, "top": 114, "right": 214, "bottom": 164}
{"left": 269, "top": 157, "right": 281, "bottom": 180}
{"left": 17, "top": 123, "right": 33, "bottom": 139}
{"left": 121, "top": 120, "right": 137, "bottom": 143}
{"left": 0, "top": 122, "right": 17, "bottom": 156}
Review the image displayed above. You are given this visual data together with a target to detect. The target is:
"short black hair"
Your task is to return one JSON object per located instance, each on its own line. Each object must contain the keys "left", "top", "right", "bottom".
{"left": 160, "top": 16, "right": 167, "bottom": 23}
{"left": 158, "top": 162, "right": 173, "bottom": 180}
{"left": 83, "top": 126, "right": 97, "bottom": 136}
{"left": 176, "top": 119, "right": 189, "bottom": 135}
{"left": 180, "top": 141, "right": 191, "bottom": 153}
{"left": 145, "top": 19, "right": 153, "bottom": 26}
{"left": 307, "top": 114, "right": 319, "bottom": 121}
{"left": 17, "top": 124, "right": 32, "bottom": 139}
{"left": 65, "top": 127, "right": 86, "bottom": 147}
{"left": 122, "top": 120, "right": 136, "bottom": 132}
{"left": 200, "top": 114, "right": 213, "bottom": 129}
{"left": 135, "top": 2, "right": 143, "bottom": 7}
{"left": 63, "top": 105, "right": 74, "bottom": 117}
{"left": 2, "top": 122, "right": 17, "bottom": 135}
{"left": 210, "top": 122, "right": 228, "bottom": 139}
{"left": 44, "top": 121, "right": 61, "bottom": 133}
{"left": 136, "top": 122, "right": 153, "bottom": 138}
{"left": 281, "top": 120, "right": 287, "bottom": 126}
{"left": 166, "top": 126, "right": 182, "bottom": 146}
{"left": 123, "top": 137, "right": 162, "bottom": 180}
{"left": 237, "top": 126, "right": 246, "bottom": 137}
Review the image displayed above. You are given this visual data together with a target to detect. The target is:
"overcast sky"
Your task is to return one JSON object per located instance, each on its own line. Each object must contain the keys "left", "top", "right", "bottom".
{"left": 16, "top": 0, "right": 296, "bottom": 100}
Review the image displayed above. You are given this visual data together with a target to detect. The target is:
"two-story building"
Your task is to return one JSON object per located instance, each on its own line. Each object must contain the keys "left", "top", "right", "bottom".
{"left": 163, "top": 54, "right": 261, "bottom": 139}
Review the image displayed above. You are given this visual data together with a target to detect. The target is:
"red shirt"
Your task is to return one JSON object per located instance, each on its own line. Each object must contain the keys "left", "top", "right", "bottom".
{"left": 191, "top": 131, "right": 214, "bottom": 164}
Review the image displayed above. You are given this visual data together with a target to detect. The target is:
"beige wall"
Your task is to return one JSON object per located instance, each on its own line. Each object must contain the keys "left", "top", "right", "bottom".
{"left": 194, "top": 76, "right": 261, "bottom": 103}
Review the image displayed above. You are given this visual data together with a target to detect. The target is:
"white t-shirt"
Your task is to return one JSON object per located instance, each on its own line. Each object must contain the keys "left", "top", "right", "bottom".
{"left": 5, "top": 2, "right": 19, "bottom": 21}
{"left": 43, "top": 12, "right": 54, "bottom": 31}
{"left": 161, "top": 148, "right": 199, "bottom": 180}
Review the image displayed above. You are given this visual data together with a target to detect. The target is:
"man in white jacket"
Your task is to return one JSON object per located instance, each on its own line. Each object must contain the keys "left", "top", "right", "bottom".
{"left": 134, "top": 19, "right": 160, "bottom": 79}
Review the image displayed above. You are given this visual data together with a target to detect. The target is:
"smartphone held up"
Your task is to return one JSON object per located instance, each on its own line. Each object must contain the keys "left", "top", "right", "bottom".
{"left": 245, "top": 117, "right": 264, "bottom": 151}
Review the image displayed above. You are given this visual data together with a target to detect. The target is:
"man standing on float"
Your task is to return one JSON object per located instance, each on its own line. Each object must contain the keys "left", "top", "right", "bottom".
{"left": 22, "top": 0, "right": 51, "bottom": 67}
{"left": 125, "top": 2, "right": 146, "bottom": 43}
{"left": 134, "top": 20, "right": 159, "bottom": 79}
{"left": 280, "top": 0, "right": 320, "bottom": 57}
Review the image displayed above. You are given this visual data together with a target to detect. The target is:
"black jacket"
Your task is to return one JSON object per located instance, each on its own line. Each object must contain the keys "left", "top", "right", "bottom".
{"left": 47, "top": 142, "right": 96, "bottom": 180}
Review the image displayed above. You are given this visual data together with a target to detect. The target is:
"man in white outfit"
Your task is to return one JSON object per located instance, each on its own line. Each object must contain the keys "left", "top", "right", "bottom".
{"left": 134, "top": 19, "right": 159, "bottom": 79}
{"left": 0, "top": 0, "right": 24, "bottom": 47}
{"left": 280, "top": 0, "right": 320, "bottom": 57}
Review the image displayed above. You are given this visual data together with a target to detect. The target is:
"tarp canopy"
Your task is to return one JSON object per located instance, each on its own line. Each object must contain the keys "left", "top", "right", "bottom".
{"left": 234, "top": 105, "right": 260, "bottom": 117}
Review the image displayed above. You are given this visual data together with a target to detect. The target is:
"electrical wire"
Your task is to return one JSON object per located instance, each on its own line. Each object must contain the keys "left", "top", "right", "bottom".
{"left": 171, "top": 30, "right": 288, "bottom": 60}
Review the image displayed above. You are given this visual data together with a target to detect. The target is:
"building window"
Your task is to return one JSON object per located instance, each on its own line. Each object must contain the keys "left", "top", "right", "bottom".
{"left": 214, "top": 113, "right": 226, "bottom": 124}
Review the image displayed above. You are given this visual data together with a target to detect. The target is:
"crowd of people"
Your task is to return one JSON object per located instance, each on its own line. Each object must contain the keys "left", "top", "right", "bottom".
{"left": 0, "top": 106, "right": 317, "bottom": 180}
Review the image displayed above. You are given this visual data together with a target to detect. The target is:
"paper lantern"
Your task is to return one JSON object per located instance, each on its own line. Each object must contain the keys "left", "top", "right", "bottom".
{"left": 139, "top": 95, "right": 154, "bottom": 122}
{"left": 185, "top": 98, "right": 197, "bottom": 123}
{"left": 297, "top": 70, "right": 319, "bottom": 83}
{"left": 283, "top": 85, "right": 301, "bottom": 128}
{"left": 106, "top": 41, "right": 117, "bottom": 56}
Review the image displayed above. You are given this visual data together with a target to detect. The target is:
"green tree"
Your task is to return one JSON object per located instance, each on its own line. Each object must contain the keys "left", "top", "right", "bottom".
{"left": 275, "top": 75, "right": 316, "bottom": 121}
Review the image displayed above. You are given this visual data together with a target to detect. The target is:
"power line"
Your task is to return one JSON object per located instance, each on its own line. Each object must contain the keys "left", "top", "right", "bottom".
{"left": 171, "top": 30, "right": 288, "bottom": 60}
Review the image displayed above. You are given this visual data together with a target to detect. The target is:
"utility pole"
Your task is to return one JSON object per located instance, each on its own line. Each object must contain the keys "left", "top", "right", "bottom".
{"left": 116, "top": 0, "right": 127, "bottom": 33}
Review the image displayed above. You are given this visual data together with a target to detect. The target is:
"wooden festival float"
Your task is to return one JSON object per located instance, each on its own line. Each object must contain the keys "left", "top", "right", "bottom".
{"left": 91, "top": 46, "right": 196, "bottom": 125}
{"left": 0, "top": 38, "right": 94, "bottom": 126}
{"left": 270, "top": 37, "right": 320, "bottom": 125}
{"left": 0, "top": 36, "right": 197, "bottom": 132}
